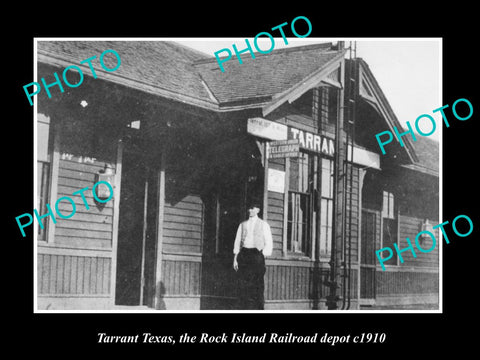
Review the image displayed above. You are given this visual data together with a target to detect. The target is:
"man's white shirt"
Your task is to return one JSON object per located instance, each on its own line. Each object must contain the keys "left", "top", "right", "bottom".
{"left": 233, "top": 215, "right": 273, "bottom": 256}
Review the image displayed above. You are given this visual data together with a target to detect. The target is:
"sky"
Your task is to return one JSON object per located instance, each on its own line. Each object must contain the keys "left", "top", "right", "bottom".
{"left": 178, "top": 38, "right": 442, "bottom": 141}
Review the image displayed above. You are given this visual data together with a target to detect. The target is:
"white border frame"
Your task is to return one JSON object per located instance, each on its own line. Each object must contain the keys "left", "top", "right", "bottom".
{"left": 33, "top": 37, "right": 443, "bottom": 314}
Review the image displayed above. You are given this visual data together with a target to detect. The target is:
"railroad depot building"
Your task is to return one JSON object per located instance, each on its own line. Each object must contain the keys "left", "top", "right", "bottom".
{"left": 35, "top": 40, "right": 439, "bottom": 310}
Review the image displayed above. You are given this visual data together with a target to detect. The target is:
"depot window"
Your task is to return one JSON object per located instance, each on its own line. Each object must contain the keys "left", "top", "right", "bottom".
{"left": 287, "top": 153, "right": 335, "bottom": 258}
{"left": 381, "top": 191, "right": 398, "bottom": 266}
{"left": 319, "top": 158, "right": 334, "bottom": 256}
{"left": 288, "top": 152, "right": 315, "bottom": 255}
{"left": 37, "top": 114, "right": 52, "bottom": 242}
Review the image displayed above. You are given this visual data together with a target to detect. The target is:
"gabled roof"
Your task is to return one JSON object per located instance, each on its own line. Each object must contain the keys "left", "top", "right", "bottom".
{"left": 37, "top": 40, "right": 438, "bottom": 175}
{"left": 403, "top": 136, "right": 439, "bottom": 176}
{"left": 193, "top": 43, "right": 344, "bottom": 107}
{"left": 36, "top": 40, "right": 344, "bottom": 113}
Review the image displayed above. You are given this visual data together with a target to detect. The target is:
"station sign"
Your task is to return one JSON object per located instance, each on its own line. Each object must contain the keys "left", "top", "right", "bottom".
{"left": 247, "top": 117, "right": 288, "bottom": 141}
{"left": 247, "top": 117, "right": 335, "bottom": 157}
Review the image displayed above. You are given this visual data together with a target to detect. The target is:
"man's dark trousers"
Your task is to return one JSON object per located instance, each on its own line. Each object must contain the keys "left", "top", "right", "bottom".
{"left": 237, "top": 248, "right": 266, "bottom": 310}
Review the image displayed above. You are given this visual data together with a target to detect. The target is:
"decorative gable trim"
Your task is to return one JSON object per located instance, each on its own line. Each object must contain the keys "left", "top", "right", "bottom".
{"left": 262, "top": 50, "right": 346, "bottom": 116}
{"left": 357, "top": 59, "right": 418, "bottom": 163}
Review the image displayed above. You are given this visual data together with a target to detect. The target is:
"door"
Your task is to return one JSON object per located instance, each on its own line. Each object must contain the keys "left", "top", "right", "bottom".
{"left": 115, "top": 147, "right": 158, "bottom": 306}
{"left": 360, "top": 210, "right": 376, "bottom": 301}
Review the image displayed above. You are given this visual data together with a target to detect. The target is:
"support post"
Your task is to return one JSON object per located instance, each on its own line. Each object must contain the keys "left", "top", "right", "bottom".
{"left": 327, "top": 60, "right": 346, "bottom": 310}
{"left": 263, "top": 141, "right": 269, "bottom": 221}
{"left": 154, "top": 146, "right": 166, "bottom": 309}
{"left": 110, "top": 139, "right": 123, "bottom": 307}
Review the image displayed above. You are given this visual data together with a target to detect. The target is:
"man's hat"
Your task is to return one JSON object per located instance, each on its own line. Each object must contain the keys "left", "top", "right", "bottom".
{"left": 248, "top": 202, "right": 262, "bottom": 210}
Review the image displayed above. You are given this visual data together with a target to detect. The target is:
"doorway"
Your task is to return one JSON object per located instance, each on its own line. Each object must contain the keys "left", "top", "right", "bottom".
{"left": 199, "top": 136, "right": 265, "bottom": 309}
{"left": 115, "top": 146, "right": 159, "bottom": 306}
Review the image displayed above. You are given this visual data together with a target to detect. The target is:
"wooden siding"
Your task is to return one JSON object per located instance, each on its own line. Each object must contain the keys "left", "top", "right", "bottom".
{"left": 266, "top": 265, "right": 310, "bottom": 300}
{"left": 360, "top": 209, "right": 381, "bottom": 299}
{"left": 360, "top": 266, "right": 376, "bottom": 299}
{"left": 160, "top": 257, "right": 344, "bottom": 304}
{"left": 376, "top": 270, "right": 439, "bottom": 295}
{"left": 398, "top": 215, "right": 439, "bottom": 267}
{"left": 285, "top": 114, "right": 316, "bottom": 133}
{"left": 344, "top": 165, "right": 360, "bottom": 263}
{"left": 54, "top": 158, "right": 115, "bottom": 249}
{"left": 341, "top": 267, "right": 359, "bottom": 300}
{"left": 371, "top": 210, "right": 382, "bottom": 251}
{"left": 163, "top": 194, "right": 204, "bottom": 254}
{"left": 201, "top": 260, "right": 238, "bottom": 299}
{"left": 265, "top": 262, "right": 334, "bottom": 302}
{"left": 38, "top": 253, "right": 111, "bottom": 295}
{"left": 161, "top": 259, "right": 201, "bottom": 296}
{"left": 268, "top": 190, "right": 285, "bottom": 258}
{"left": 362, "top": 211, "right": 439, "bottom": 269}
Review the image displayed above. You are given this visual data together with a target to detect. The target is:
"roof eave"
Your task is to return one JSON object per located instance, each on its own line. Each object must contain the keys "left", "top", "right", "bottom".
{"left": 37, "top": 52, "right": 221, "bottom": 111}
{"left": 401, "top": 163, "right": 439, "bottom": 177}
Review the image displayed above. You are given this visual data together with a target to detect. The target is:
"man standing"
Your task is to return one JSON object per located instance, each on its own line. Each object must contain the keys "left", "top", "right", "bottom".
{"left": 233, "top": 203, "right": 273, "bottom": 310}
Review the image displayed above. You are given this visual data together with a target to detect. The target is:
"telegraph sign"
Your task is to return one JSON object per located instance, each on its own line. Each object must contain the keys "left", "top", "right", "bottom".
{"left": 268, "top": 139, "right": 300, "bottom": 159}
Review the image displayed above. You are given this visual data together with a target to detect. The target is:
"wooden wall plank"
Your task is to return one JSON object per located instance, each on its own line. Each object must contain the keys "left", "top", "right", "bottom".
{"left": 55, "top": 220, "right": 112, "bottom": 232}
{"left": 268, "top": 197, "right": 284, "bottom": 209}
{"left": 376, "top": 270, "right": 439, "bottom": 295}
{"left": 56, "top": 204, "right": 114, "bottom": 218}
{"left": 161, "top": 193, "right": 204, "bottom": 255}
{"left": 54, "top": 208, "right": 114, "bottom": 222}
{"left": 163, "top": 221, "right": 201, "bottom": 232}
{"left": 398, "top": 214, "right": 439, "bottom": 267}
{"left": 164, "top": 201, "right": 203, "bottom": 212}
{"left": 54, "top": 156, "right": 115, "bottom": 252}
{"left": 280, "top": 266, "right": 286, "bottom": 300}
{"left": 173, "top": 261, "right": 179, "bottom": 294}
{"left": 70, "top": 256, "right": 78, "bottom": 294}
{"left": 96, "top": 257, "right": 103, "bottom": 294}
{"left": 77, "top": 256, "right": 84, "bottom": 293}
{"left": 164, "top": 213, "right": 203, "bottom": 225}
{"left": 57, "top": 181, "right": 114, "bottom": 197}
{"left": 288, "top": 266, "right": 293, "bottom": 299}
{"left": 163, "top": 207, "right": 203, "bottom": 218}
{"left": 57, "top": 177, "right": 96, "bottom": 191}
{"left": 55, "top": 228, "right": 111, "bottom": 240}
{"left": 91, "top": 257, "right": 98, "bottom": 294}
{"left": 49, "top": 254, "right": 57, "bottom": 294}
{"left": 265, "top": 267, "right": 271, "bottom": 300}
{"left": 162, "top": 244, "right": 201, "bottom": 254}
{"left": 63, "top": 255, "right": 71, "bottom": 293}
{"left": 268, "top": 212, "right": 283, "bottom": 222}
{"left": 55, "top": 237, "right": 112, "bottom": 249}
{"left": 84, "top": 257, "right": 92, "bottom": 294}
{"left": 58, "top": 167, "right": 96, "bottom": 182}
{"left": 59, "top": 159, "right": 110, "bottom": 173}
{"left": 38, "top": 254, "right": 44, "bottom": 294}
{"left": 104, "top": 258, "right": 111, "bottom": 294}
{"left": 56, "top": 255, "right": 64, "bottom": 294}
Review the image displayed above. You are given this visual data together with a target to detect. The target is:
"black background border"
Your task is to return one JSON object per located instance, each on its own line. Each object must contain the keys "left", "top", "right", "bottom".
{"left": 6, "top": 6, "right": 478, "bottom": 355}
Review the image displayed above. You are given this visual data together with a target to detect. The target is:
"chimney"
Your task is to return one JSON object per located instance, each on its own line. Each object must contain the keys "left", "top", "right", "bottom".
{"left": 331, "top": 41, "right": 345, "bottom": 50}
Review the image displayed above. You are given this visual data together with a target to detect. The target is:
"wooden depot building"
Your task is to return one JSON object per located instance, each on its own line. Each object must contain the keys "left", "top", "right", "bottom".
{"left": 35, "top": 40, "right": 439, "bottom": 310}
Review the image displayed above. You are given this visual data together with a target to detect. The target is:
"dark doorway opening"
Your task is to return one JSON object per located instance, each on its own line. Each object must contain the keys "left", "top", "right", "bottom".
{"left": 115, "top": 146, "right": 158, "bottom": 306}
{"left": 199, "top": 135, "right": 265, "bottom": 309}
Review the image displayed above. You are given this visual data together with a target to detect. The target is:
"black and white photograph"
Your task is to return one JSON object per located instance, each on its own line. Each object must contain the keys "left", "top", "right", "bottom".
{"left": 32, "top": 38, "right": 441, "bottom": 312}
